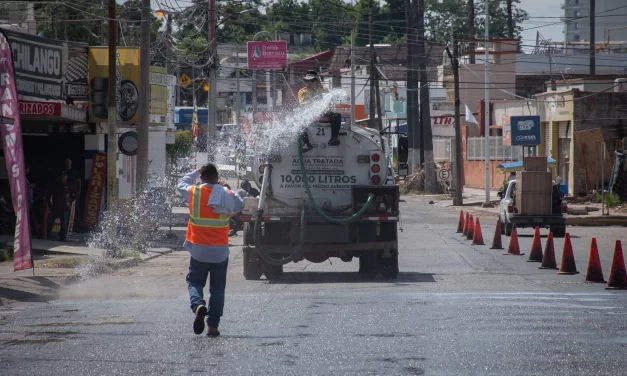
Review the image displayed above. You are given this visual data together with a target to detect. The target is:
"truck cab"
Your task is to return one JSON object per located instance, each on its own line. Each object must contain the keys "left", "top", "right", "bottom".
{"left": 498, "top": 180, "right": 567, "bottom": 237}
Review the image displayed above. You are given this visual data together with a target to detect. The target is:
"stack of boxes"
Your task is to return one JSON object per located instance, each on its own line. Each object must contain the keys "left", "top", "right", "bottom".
{"left": 515, "top": 157, "right": 552, "bottom": 215}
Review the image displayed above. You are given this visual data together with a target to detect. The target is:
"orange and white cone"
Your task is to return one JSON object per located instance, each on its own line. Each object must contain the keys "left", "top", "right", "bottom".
{"left": 472, "top": 217, "right": 485, "bottom": 245}
{"left": 457, "top": 210, "right": 465, "bottom": 233}
{"left": 606, "top": 240, "right": 627, "bottom": 290}
{"left": 539, "top": 232, "right": 558, "bottom": 270}
{"left": 527, "top": 226, "right": 543, "bottom": 263}
{"left": 504, "top": 225, "right": 524, "bottom": 256}
{"left": 466, "top": 214, "right": 475, "bottom": 241}
{"left": 558, "top": 233, "right": 579, "bottom": 275}
{"left": 584, "top": 238, "right": 605, "bottom": 283}
{"left": 462, "top": 212, "right": 470, "bottom": 236}
{"left": 490, "top": 220, "right": 503, "bottom": 250}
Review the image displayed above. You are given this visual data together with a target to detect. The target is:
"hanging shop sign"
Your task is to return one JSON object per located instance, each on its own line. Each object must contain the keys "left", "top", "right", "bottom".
{"left": 83, "top": 153, "right": 107, "bottom": 229}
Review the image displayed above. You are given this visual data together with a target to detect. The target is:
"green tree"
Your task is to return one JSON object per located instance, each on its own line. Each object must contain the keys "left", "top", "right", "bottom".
{"left": 166, "top": 130, "right": 193, "bottom": 159}
{"left": 36, "top": 0, "right": 107, "bottom": 44}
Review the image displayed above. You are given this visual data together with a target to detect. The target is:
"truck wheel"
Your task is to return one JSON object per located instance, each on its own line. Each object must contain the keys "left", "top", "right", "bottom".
{"left": 263, "top": 263, "right": 284, "bottom": 280}
{"left": 359, "top": 252, "right": 379, "bottom": 279}
{"left": 379, "top": 250, "right": 399, "bottom": 279}
{"left": 505, "top": 222, "right": 513, "bottom": 237}
{"left": 551, "top": 226, "right": 566, "bottom": 238}
{"left": 243, "top": 222, "right": 254, "bottom": 246}
{"left": 243, "top": 247, "right": 262, "bottom": 280}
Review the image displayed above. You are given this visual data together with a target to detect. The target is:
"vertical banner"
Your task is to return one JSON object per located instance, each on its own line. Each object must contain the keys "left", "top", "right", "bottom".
{"left": 0, "top": 31, "right": 32, "bottom": 271}
{"left": 83, "top": 153, "right": 107, "bottom": 229}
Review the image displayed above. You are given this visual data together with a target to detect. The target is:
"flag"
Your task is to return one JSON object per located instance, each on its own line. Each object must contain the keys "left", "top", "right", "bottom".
{"left": 465, "top": 105, "right": 479, "bottom": 125}
{"left": 0, "top": 31, "right": 32, "bottom": 271}
{"left": 191, "top": 100, "right": 199, "bottom": 151}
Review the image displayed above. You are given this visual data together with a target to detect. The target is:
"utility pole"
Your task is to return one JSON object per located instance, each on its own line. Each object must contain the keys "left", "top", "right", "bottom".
{"left": 447, "top": 25, "right": 463, "bottom": 206}
{"left": 590, "top": 0, "right": 596, "bottom": 76}
{"left": 136, "top": 0, "right": 150, "bottom": 197}
{"left": 374, "top": 54, "right": 383, "bottom": 131}
{"left": 207, "top": 0, "right": 218, "bottom": 163}
{"left": 368, "top": 0, "right": 376, "bottom": 129}
{"left": 506, "top": 0, "right": 514, "bottom": 39}
{"left": 350, "top": 29, "right": 356, "bottom": 130}
{"left": 235, "top": 49, "right": 241, "bottom": 127}
{"left": 468, "top": 0, "right": 476, "bottom": 64}
{"left": 406, "top": 0, "right": 419, "bottom": 172}
{"left": 164, "top": 13, "right": 172, "bottom": 74}
{"left": 417, "top": 0, "right": 436, "bottom": 192}
{"left": 483, "top": 0, "right": 491, "bottom": 206}
{"left": 106, "top": 0, "right": 117, "bottom": 255}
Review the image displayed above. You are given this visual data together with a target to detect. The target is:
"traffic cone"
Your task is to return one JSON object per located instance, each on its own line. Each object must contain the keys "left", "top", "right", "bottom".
{"left": 490, "top": 220, "right": 503, "bottom": 250}
{"left": 472, "top": 217, "right": 485, "bottom": 245}
{"left": 584, "top": 238, "right": 605, "bottom": 283}
{"left": 462, "top": 212, "right": 470, "bottom": 236}
{"left": 527, "top": 226, "right": 543, "bottom": 263}
{"left": 466, "top": 214, "right": 475, "bottom": 240}
{"left": 456, "top": 210, "right": 464, "bottom": 233}
{"left": 539, "top": 232, "right": 558, "bottom": 270}
{"left": 558, "top": 233, "right": 579, "bottom": 275}
{"left": 606, "top": 240, "right": 627, "bottom": 290}
{"left": 504, "top": 225, "right": 524, "bottom": 256}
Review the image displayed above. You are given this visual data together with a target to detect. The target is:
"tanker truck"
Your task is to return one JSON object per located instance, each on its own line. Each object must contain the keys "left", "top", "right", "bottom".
{"left": 237, "top": 116, "right": 401, "bottom": 280}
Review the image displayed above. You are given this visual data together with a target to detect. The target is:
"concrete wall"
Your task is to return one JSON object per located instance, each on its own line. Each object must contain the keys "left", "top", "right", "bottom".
{"left": 460, "top": 60, "right": 517, "bottom": 110}
{"left": 463, "top": 160, "right": 506, "bottom": 190}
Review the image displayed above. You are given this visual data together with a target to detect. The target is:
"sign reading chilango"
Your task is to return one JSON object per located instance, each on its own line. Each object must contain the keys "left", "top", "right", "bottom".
{"left": 2, "top": 30, "right": 88, "bottom": 101}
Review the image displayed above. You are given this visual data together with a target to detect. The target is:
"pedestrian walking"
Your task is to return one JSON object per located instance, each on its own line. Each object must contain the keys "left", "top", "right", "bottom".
{"left": 45, "top": 171, "right": 77, "bottom": 242}
{"left": 177, "top": 163, "right": 245, "bottom": 337}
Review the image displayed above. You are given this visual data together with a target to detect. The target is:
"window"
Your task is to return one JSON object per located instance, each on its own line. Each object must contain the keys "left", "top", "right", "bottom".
{"left": 574, "top": 34, "right": 581, "bottom": 41}
{"left": 574, "top": 11, "right": 580, "bottom": 17}
{"left": 575, "top": 23, "right": 579, "bottom": 30}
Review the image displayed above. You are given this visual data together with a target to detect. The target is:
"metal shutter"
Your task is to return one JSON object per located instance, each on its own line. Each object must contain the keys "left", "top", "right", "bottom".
{"left": 558, "top": 122, "right": 571, "bottom": 139}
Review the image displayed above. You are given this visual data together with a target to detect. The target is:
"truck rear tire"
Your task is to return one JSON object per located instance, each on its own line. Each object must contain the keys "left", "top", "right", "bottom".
{"left": 359, "top": 252, "right": 379, "bottom": 279}
{"left": 243, "top": 222, "right": 254, "bottom": 246}
{"left": 551, "top": 226, "right": 566, "bottom": 238}
{"left": 379, "top": 250, "right": 399, "bottom": 279}
{"left": 243, "top": 247, "right": 262, "bottom": 280}
{"left": 505, "top": 222, "right": 513, "bottom": 236}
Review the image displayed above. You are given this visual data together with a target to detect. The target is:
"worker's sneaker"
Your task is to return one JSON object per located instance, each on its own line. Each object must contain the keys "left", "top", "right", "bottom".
{"left": 302, "top": 143, "right": 314, "bottom": 153}
{"left": 193, "top": 305, "right": 207, "bottom": 335}
{"left": 207, "top": 327, "right": 221, "bottom": 337}
{"left": 328, "top": 137, "right": 340, "bottom": 146}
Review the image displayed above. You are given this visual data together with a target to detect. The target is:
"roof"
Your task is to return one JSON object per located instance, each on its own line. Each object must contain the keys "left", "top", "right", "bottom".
{"left": 288, "top": 50, "right": 335, "bottom": 73}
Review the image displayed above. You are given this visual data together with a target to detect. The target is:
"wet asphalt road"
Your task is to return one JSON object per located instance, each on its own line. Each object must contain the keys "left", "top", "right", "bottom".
{"left": 1, "top": 197, "right": 627, "bottom": 375}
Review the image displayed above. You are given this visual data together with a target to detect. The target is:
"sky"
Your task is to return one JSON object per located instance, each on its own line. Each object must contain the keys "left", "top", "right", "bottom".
{"left": 148, "top": 0, "right": 566, "bottom": 48}
{"left": 518, "top": 0, "right": 564, "bottom": 48}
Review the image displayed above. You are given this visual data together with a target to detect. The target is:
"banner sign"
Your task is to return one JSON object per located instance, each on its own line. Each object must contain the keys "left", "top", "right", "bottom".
{"left": 247, "top": 41, "right": 287, "bottom": 70}
{"left": 83, "top": 152, "right": 106, "bottom": 229}
{"left": 1, "top": 29, "right": 89, "bottom": 102}
{"left": 0, "top": 31, "right": 32, "bottom": 271}
{"left": 19, "top": 101, "right": 61, "bottom": 117}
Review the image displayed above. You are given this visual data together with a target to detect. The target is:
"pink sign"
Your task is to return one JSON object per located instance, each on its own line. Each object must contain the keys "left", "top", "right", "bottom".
{"left": 247, "top": 41, "right": 288, "bottom": 70}
{"left": 0, "top": 31, "right": 32, "bottom": 271}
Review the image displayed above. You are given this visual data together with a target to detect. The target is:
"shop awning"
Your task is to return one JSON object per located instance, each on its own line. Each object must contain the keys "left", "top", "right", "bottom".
{"left": 496, "top": 158, "right": 557, "bottom": 173}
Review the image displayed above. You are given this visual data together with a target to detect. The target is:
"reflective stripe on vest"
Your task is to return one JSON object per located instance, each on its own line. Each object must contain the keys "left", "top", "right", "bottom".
{"left": 189, "top": 186, "right": 229, "bottom": 228}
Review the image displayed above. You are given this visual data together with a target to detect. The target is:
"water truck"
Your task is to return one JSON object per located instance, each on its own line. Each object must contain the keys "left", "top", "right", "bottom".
{"left": 238, "top": 113, "right": 401, "bottom": 280}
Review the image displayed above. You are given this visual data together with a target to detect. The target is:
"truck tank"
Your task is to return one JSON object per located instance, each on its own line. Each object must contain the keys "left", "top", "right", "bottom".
{"left": 251, "top": 124, "right": 388, "bottom": 216}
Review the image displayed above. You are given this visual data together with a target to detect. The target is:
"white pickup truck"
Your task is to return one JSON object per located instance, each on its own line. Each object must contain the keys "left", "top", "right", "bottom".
{"left": 497, "top": 180, "right": 568, "bottom": 237}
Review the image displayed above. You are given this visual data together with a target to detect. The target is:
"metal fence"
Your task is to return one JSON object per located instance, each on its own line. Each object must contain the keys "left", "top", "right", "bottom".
{"left": 466, "top": 136, "right": 522, "bottom": 161}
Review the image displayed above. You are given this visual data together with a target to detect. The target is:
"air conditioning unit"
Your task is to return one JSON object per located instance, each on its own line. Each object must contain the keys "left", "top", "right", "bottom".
{"left": 564, "top": 68, "right": 574, "bottom": 74}
{"left": 615, "top": 78, "right": 627, "bottom": 92}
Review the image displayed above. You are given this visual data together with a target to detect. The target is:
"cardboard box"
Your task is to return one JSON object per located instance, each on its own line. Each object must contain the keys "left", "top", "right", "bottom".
{"left": 516, "top": 171, "right": 553, "bottom": 215}
{"left": 524, "top": 156, "right": 547, "bottom": 172}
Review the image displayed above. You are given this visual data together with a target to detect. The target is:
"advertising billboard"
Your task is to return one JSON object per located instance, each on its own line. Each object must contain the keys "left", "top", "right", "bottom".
{"left": 247, "top": 41, "right": 287, "bottom": 70}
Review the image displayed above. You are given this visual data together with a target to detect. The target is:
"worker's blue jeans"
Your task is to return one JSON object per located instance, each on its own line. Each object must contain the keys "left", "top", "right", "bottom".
{"left": 186, "top": 257, "right": 229, "bottom": 328}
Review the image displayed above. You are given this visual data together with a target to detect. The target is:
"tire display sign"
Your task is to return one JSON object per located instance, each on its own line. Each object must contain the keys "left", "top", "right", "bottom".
{"left": 118, "top": 131, "right": 138, "bottom": 156}
{"left": 1, "top": 29, "right": 88, "bottom": 103}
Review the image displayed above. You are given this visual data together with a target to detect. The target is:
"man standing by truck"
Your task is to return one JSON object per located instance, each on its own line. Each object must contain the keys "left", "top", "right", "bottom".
{"left": 177, "top": 164, "right": 245, "bottom": 337}
{"left": 298, "top": 70, "right": 341, "bottom": 152}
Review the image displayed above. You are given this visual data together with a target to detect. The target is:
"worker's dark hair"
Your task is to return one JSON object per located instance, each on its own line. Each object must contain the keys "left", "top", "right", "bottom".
{"left": 199, "top": 163, "right": 218, "bottom": 180}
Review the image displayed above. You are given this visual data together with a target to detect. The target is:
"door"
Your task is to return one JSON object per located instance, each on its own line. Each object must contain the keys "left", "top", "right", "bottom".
{"left": 558, "top": 138, "right": 570, "bottom": 186}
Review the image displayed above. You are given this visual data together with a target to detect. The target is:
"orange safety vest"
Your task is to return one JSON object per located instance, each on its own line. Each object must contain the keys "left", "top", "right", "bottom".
{"left": 186, "top": 185, "right": 232, "bottom": 247}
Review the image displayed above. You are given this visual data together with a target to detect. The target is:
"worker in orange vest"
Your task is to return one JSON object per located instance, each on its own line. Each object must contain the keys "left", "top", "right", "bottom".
{"left": 177, "top": 163, "right": 245, "bottom": 337}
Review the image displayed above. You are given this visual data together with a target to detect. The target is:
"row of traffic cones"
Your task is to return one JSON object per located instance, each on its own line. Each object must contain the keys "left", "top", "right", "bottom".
{"left": 456, "top": 210, "right": 627, "bottom": 289}
{"left": 457, "top": 210, "right": 484, "bottom": 246}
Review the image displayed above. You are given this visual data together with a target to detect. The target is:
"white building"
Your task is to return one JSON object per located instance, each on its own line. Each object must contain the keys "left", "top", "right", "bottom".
{"left": 562, "top": 0, "right": 627, "bottom": 46}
